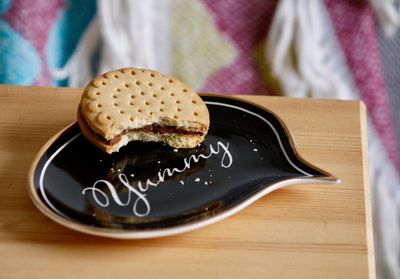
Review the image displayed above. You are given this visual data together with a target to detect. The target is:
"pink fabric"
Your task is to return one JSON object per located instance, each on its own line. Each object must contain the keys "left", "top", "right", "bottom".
{"left": 325, "top": 0, "right": 400, "bottom": 170}
{"left": 201, "top": 0, "right": 278, "bottom": 95}
{"left": 4, "top": 0, "right": 64, "bottom": 85}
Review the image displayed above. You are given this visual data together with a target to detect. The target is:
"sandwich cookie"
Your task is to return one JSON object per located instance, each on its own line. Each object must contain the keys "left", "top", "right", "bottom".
{"left": 77, "top": 68, "right": 210, "bottom": 154}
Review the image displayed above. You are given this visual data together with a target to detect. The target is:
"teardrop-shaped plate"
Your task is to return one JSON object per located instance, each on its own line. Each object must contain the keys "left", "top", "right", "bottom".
{"left": 28, "top": 95, "right": 340, "bottom": 239}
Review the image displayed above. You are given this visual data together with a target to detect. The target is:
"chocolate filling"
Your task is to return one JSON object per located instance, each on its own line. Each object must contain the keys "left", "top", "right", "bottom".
{"left": 79, "top": 108, "right": 204, "bottom": 147}
{"left": 109, "top": 125, "right": 203, "bottom": 145}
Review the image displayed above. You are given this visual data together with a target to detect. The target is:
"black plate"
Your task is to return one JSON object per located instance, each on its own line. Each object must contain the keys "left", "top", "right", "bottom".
{"left": 28, "top": 95, "right": 339, "bottom": 238}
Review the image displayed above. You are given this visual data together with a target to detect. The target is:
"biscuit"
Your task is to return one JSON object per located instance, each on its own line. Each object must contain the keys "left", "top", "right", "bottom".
{"left": 78, "top": 67, "right": 210, "bottom": 153}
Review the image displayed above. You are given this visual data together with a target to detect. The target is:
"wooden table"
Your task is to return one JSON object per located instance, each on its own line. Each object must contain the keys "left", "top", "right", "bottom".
{"left": 0, "top": 85, "right": 374, "bottom": 278}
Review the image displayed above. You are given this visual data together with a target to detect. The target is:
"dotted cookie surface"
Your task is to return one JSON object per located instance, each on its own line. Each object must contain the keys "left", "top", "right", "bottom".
{"left": 80, "top": 68, "right": 209, "bottom": 139}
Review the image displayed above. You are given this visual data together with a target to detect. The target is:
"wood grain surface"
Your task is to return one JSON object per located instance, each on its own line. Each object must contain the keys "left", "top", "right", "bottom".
{"left": 0, "top": 85, "right": 374, "bottom": 278}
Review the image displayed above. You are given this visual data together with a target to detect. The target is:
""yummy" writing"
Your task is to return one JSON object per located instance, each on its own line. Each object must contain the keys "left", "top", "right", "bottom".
{"left": 82, "top": 141, "right": 233, "bottom": 217}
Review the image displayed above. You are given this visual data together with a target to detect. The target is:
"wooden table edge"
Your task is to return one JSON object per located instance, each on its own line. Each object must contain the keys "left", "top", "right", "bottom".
{"left": 359, "top": 101, "right": 376, "bottom": 279}
{"left": 0, "top": 84, "right": 365, "bottom": 105}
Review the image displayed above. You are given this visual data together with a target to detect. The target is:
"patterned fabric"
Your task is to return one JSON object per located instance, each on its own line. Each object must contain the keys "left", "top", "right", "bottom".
{"left": 170, "top": 0, "right": 279, "bottom": 95}
{"left": 325, "top": 0, "right": 400, "bottom": 170}
{"left": 379, "top": 24, "right": 400, "bottom": 172}
{"left": 0, "top": 0, "right": 95, "bottom": 86}
{"left": 200, "top": 0, "right": 278, "bottom": 95}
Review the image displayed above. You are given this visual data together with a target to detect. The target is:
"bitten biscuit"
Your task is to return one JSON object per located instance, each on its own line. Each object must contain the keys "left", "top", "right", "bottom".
{"left": 78, "top": 67, "right": 210, "bottom": 153}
